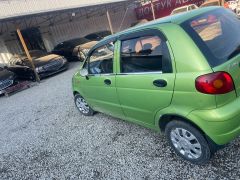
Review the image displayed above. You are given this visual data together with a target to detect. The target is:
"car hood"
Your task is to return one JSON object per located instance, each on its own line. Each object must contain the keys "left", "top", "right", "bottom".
{"left": 25, "top": 54, "right": 63, "bottom": 67}
{"left": 73, "top": 41, "right": 98, "bottom": 56}
{"left": 75, "top": 41, "right": 98, "bottom": 50}
{"left": 0, "top": 69, "right": 15, "bottom": 81}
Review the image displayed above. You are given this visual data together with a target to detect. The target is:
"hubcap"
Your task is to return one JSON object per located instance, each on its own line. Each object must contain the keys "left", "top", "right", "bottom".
{"left": 170, "top": 128, "right": 202, "bottom": 159}
{"left": 75, "top": 97, "right": 90, "bottom": 114}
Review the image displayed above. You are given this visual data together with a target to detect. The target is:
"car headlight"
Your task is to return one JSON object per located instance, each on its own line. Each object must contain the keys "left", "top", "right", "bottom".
{"left": 8, "top": 75, "right": 14, "bottom": 80}
{"left": 36, "top": 66, "right": 44, "bottom": 73}
{"left": 61, "top": 57, "right": 67, "bottom": 63}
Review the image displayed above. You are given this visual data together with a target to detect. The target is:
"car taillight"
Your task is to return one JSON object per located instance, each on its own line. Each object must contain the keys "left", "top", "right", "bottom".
{"left": 195, "top": 72, "right": 234, "bottom": 94}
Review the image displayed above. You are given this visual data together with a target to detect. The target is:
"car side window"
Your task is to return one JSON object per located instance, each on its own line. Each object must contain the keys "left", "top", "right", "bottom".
{"left": 88, "top": 42, "right": 114, "bottom": 74}
{"left": 120, "top": 35, "right": 172, "bottom": 73}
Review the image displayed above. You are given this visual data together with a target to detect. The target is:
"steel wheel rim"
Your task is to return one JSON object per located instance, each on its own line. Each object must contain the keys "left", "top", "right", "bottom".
{"left": 170, "top": 128, "right": 202, "bottom": 159}
{"left": 76, "top": 97, "right": 90, "bottom": 114}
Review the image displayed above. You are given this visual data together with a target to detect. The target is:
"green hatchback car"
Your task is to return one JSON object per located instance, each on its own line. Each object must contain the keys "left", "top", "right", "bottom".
{"left": 72, "top": 7, "right": 240, "bottom": 164}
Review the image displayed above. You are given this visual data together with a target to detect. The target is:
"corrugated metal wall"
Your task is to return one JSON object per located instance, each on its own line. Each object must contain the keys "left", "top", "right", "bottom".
{"left": 0, "top": 0, "right": 127, "bottom": 19}
{"left": 46, "top": 9, "right": 136, "bottom": 49}
{"left": 0, "top": 37, "right": 13, "bottom": 65}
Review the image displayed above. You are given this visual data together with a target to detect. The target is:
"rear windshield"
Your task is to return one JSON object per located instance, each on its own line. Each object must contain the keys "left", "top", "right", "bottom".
{"left": 182, "top": 9, "right": 240, "bottom": 67}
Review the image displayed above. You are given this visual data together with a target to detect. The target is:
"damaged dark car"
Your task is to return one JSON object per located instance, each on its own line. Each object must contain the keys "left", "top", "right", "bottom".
{"left": 9, "top": 50, "right": 68, "bottom": 80}
{"left": 52, "top": 38, "right": 98, "bottom": 62}
{"left": 0, "top": 67, "right": 17, "bottom": 95}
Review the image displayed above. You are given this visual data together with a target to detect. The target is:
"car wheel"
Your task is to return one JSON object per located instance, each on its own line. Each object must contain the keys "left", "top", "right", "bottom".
{"left": 74, "top": 94, "right": 94, "bottom": 116}
{"left": 165, "top": 120, "right": 211, "bottom": 165}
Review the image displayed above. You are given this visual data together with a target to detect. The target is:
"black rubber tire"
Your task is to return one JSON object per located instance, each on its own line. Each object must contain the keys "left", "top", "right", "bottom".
{"left": 165, "top": 120, "right": 212, "bottom": 165}
{"left": 74, "top": 94, "right": 94, "bottom": 116}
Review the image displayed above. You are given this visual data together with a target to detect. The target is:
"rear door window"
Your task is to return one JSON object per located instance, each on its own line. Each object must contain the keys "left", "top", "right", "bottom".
{"left": 182, "top": 9, "right": 240, "bottom": 67}
{"left": 120, "top": 35, "right": 172, "bottom": 73}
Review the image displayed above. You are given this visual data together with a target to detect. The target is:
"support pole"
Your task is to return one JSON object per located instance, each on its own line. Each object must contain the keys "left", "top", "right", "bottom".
{"left": 118, "top": 7, "right": 129, "bottom": 32}
{"left": 16, "top": 28, "right": 40, "bottom": 82}
{"left": 151, "top": 0, "right": 156, "bottom": 20}
{"left": 107, "top": 10, "right": 114, "bottom": 35}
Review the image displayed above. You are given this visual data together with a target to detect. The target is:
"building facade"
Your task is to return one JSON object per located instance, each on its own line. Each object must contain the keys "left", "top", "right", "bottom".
{"left": 0, "top": 0, "right": 137, "bottom": 64}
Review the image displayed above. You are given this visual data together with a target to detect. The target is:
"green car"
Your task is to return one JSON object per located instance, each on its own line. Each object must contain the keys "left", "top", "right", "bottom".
{"left": 72, "top": 7, "right": 240, "bottom": 164}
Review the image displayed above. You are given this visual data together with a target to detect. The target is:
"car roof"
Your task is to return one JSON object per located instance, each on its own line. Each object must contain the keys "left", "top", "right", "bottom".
{"left": 200, "top": 0, "right": 220, "bottom": 6}
{"left": 59, "top": 37, "right": 90, "bottom": 46}
{"left": 173, "top": 4, "right": 196, "bottom": 11}
{"left": 96, "top": 7, "right": 219, "bottom": 46}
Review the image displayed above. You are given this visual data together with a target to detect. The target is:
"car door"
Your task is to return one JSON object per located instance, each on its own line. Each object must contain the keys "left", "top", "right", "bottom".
{"left": 79, "top": 40, "right": 124, "bottom": 119}
{"left": 115, "top": 29, "right": 175, "bottom": 126}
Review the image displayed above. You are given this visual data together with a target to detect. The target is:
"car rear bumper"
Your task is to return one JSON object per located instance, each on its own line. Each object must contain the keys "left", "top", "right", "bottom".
{"left": 187, "top": 96, "right": 240, "bottom": 145}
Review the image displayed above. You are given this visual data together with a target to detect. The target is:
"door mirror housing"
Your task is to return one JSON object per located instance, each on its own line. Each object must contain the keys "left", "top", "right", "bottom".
{"left": 80, "top": 68, "right": 89, "bottom": 77}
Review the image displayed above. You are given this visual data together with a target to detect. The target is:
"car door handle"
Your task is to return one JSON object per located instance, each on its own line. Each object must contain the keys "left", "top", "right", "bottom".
{"left": 104, "top": 79, "right": 111, "bottom": 85}
{"left": 153, "top": 79, "right": 167, "bottom": 87}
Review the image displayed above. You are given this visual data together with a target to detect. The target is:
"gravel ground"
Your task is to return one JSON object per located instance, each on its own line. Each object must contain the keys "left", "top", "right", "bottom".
{"left": 0, "top": 62, "right": 239, "bottom": 180}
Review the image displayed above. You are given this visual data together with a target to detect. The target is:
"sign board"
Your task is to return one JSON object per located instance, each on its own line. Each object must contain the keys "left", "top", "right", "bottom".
{"left": 135, "top": 0, "right": 205, "bottom": 20}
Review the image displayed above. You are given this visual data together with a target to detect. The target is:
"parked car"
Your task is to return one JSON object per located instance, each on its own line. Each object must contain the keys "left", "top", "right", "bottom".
{"left": 171, "top": 4, "right": 198, "bottom": 15}
{"left": 228, "top": 0, "right": 237, "bottom": 11}
{"left": 6, "top": 65, "right": 35, "bottom": 81}
{"left": 10, "top": 50, "right": 68, "bottom": 79}
{"left": 0, "top": 67, "right": 17, "bottom": 95}
{"left": 72, "top": 41, "right": 98, "bottom": 62}
{"left": 236, "top": 0, "right": 240, "bottom": 15}
{"left": 72, "top": 7, "right": 240, "bottom": 164}
{"left": 52, "top": 38, "right": 91, "bottom": 61}
{"left": 131, "top": 19, "right": 149, "bottom": 27}
{"left": 200, "top": 0, "right": 229, "bottom": 8}
{"left": 84, "top": 31, "right": 112, "bottom": 41}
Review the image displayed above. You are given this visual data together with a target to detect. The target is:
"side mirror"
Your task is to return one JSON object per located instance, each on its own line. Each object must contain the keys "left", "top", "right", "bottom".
{"left": 80, "top": 68, "right": 89, "bottom": 77}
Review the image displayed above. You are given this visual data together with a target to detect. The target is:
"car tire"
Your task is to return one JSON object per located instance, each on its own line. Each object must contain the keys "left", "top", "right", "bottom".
{"left": 74, "top": 94, "right": 94, "bottom": 116}
{"left": 165, "top": 120, "right": 211, "bottom": 165}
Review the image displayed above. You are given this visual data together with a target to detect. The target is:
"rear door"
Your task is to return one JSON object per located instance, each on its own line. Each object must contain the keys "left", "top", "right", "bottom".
{"left": 115, "top": 29, "right": 175, "bottom": 125}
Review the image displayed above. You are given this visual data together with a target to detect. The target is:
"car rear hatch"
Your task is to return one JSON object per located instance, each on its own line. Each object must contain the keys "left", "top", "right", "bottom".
{"left": 182, "top": 8, "right": 240, "bottom": 100}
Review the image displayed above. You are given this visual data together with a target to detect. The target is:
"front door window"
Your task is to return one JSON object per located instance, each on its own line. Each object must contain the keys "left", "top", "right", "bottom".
{"left": 88, "top": 43, "right": 114, "bottom": 75}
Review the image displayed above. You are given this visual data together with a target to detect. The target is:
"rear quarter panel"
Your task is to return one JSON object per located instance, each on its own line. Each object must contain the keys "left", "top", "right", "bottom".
{"left": 155, "top": 24, "right": 216, "bottom": 127}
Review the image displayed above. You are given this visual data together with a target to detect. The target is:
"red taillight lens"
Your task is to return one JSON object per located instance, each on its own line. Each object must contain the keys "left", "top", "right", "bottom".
{"left": 195, "top": 72, "right": 234, "bottom": 94}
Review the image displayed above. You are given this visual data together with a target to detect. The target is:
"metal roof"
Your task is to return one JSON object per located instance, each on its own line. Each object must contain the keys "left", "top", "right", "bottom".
{"left": 0, "top": 0, "right": 128, "bottom": 20}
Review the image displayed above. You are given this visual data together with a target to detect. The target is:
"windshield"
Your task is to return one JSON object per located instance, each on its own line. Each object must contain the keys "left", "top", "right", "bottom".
{"left": 182, "top": 9, "right": 240, "bottom": 67}
{"left": 172, "top": 7, "right": 188, "bottom": 14}
{"left": 201, "top": 2, "right": 219, "bottom": 7}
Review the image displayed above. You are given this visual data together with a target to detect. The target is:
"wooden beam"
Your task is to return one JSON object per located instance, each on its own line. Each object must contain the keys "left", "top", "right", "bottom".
{"left": 16, "top": 28, "right": 40, "bottom": 82}
{"left": 106, "top": 10, "right": 114, "bottom": 35}
{"left": 118, "top": 7, "right": 129, "bottom": 32}
{"left": 151, "top": 0, "right": 156, "bottom": 20}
